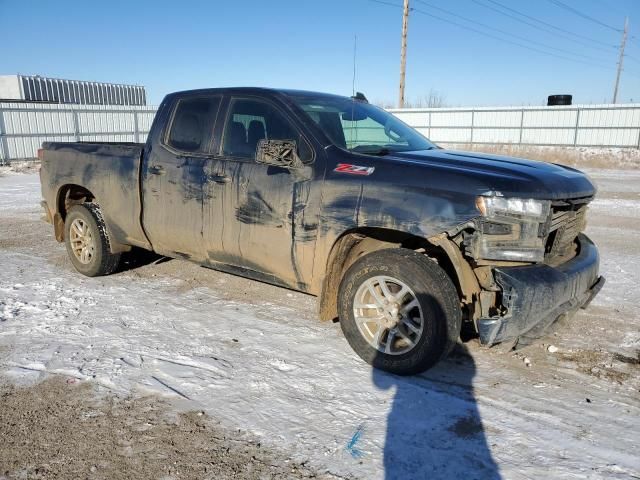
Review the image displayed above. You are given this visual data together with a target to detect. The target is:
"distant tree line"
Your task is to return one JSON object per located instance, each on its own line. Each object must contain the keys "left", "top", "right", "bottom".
{"left": 375, "top": 89, "right": 447, "bottom": 109}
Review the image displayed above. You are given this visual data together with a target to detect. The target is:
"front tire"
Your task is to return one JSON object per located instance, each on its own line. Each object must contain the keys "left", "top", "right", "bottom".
{"left": 64, "top": 204, "right": 121, "bottom": 277}
{"left": 338, "top": 248, "right": 461, "bottom": 375}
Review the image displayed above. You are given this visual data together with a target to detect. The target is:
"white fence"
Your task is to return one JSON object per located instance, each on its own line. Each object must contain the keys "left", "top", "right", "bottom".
{"left": 0, "top": 102, "right": 157, "bottom": 164}
{"left": 390, "top": 104, "right": 640, "bottom": 149}
{"left": 1, "top": 101, "right": 639, "bottom": 164}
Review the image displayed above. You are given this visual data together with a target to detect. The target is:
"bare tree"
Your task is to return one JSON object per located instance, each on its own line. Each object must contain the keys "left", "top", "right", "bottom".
{"left": 405, "top": 89, "right": 447, "bottom": 108}
{"left": 373, "top": 99, "right": 396, "bottom": 109}
{"left": 377, "top": 89, "right": 448, "bottom": 109}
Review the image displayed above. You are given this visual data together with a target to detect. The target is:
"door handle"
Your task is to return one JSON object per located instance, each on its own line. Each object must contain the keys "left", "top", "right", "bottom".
{"left": 207, "top": 174, "right": 231, "bottom": 184}
{"left": 149, "top": 165, "right": 166, "bottom": 175}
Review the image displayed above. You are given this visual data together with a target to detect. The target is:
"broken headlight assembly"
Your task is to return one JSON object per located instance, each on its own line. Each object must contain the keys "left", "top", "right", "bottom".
{"left": 467, "top": 196, "right": 551, "bottom": 263}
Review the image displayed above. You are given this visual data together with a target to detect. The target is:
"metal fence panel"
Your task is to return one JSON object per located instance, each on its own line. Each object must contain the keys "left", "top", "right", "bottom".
{"left": 389, "top": 104, "right": 640, "bottom": 149}
{"left": 2, "top": 101, "right": 639, "bottom": 165}
{"left": 0, "top": 102, "right": 158, "bottom": 164}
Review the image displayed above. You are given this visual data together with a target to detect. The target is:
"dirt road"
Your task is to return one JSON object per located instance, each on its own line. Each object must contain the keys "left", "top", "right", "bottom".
{"left": 0, "top": 169, "right": 639, "bottom": 479}
{"left": 0, "top": 379, "right": 327, "bottom": 480}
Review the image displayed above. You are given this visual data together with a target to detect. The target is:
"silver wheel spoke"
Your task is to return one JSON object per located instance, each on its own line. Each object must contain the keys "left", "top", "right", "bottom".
{"left": 384, "top": 330, "right": 396, "bottom": 353}
{"left": 69, "top": 218, "right": 95, "bottom": 265}
{"left": 395, "top": 285, "right": 409, "bottom": 302}
{"left": 354, "top": 302, "right": 378, "bottom": 309}
{"left": 352, "top": 275, "right": 424, "bottom": 356}
{"left": 401, "top": 298, "right": 419, "bottom": 315}
{"left": 402, "top": 318, "right": 421, "bottom": 334}
{"left": 366, "top": 282, "right": 386, "bottom": 307}
{"left": 396, "top": 327, "right": 415, "bottom": 346}
{"left": 372, "top": 325, "right": 386, "bottom": 348}
{"left": 355, "top": 315, "right": 383, "bottom": 326}
{"left": 377, "top": 278, "right": 394, "bottom": 301}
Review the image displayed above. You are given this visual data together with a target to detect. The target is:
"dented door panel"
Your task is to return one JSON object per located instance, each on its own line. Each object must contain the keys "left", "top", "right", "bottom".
{"left": 204, "top": 158, "right": 321, "bottom": 291}
{"left": 141, "top": 148, "right": 208, "bottom": 262}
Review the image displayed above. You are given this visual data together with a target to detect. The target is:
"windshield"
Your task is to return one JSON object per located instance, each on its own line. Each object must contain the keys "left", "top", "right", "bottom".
{"left": 288, "top": 94, "right": 436, "bottom": 154}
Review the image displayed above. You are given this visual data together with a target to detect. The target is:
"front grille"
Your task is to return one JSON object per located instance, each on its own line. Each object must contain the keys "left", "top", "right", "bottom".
{"left": 544, "top": 201, "right": 589, "bottom": 263}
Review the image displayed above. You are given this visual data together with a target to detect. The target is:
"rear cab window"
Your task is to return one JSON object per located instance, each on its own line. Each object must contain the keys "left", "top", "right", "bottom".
{"left": 166, "top": 96, "right": 221, "bottom": 154}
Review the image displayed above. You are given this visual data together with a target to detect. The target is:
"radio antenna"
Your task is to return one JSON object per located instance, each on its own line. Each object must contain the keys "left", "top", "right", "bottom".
{"left": 350, "top": 34, "right": 358, "bottom": 147}
{"left": 352, "top": 34, "right": 357, "bottom": 97}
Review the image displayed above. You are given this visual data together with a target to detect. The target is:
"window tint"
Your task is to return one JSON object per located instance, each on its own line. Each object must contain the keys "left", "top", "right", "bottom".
{"left": 167, "top": 96, "right": 220, "bottom": 154}
{"left": 222, "top": 99, "right": 312, "bottom": 162}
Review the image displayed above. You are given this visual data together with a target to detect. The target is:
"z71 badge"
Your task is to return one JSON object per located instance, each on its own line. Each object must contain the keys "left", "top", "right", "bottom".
{"left": 333, "top": 163, "right": 375, "bottom": 176}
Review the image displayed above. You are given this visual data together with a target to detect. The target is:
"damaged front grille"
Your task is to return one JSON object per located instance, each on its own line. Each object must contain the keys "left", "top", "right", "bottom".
{"left": 544, "top": 199, "right": 590, "bottom": 264}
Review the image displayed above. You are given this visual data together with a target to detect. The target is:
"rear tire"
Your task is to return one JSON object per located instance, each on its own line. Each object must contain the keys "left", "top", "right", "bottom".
{"left": 64, "top": 204, "right": 121, "bottom": 277}
{"left": 338, "top": 248, "right": 461, "bottom": 375}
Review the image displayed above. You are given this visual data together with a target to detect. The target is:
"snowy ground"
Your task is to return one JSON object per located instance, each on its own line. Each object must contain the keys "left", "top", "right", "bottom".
{"left": 0, "top": 170, "right": 639, "bottom": 479}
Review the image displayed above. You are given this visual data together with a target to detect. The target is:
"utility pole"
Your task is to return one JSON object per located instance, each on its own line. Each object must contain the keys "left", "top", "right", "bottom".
{"left": 612, "top": 16, "right": 628, "bottom": 104}
{"left": 398, "top": 0, "right": 410, "bottom": 108}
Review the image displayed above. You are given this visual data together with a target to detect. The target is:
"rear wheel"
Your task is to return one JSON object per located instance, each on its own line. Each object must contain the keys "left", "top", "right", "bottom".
{"left": 64, "top": 204, "right": 121, "bottom": 277}
{"left": 338, "top": 248, "right": 461, "bottom": 375}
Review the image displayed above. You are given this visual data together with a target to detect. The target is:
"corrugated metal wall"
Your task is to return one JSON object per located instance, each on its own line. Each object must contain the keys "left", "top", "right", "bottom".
{"left": 18, "top": 75, "right": 147, "bottom": 106}
{"left": 389, "top": 104, "right": 640, "bottom": 148}
{"left": 1, "top": 102, "right": 639, "bottom": 164}
{"left": 0, "top": 102, "right": 157, "bottom": 163}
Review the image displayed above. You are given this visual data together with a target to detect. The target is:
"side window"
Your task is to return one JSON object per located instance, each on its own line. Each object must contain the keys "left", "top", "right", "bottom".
{"left": 167, "top": 96, "right": 220, "bottom": 154}
{"left": 222, "top": 98, "right": 312, "bottom": 163}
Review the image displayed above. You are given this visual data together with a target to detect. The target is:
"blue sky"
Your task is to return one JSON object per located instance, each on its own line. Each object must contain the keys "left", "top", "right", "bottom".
{"left": 1, "top": 0, "right": 639, "bottom": 106}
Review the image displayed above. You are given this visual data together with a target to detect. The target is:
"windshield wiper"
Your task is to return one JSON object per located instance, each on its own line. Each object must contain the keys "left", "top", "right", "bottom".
{"left": 357, "top": 147, "right": 390, "bottom": 156}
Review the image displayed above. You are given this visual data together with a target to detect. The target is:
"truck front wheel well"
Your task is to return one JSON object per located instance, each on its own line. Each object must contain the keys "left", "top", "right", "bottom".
{"left": 54, "top": 185, "right": 95, "bottom": 241}
{"left": 318, "top": 228, "right": 465, "bottom": 322}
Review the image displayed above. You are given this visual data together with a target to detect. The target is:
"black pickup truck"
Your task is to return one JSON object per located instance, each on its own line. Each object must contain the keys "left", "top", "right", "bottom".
{"left": 39, "top": 87, "right": 604, "bottom": 375}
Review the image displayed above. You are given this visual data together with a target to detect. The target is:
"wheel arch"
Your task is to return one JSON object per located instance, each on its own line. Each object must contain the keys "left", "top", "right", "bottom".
{"left": 317, "top": 227, "right": 479, "bottom": 322}
{"left": 53, "top": 184, "right": 96, "bottom": 241}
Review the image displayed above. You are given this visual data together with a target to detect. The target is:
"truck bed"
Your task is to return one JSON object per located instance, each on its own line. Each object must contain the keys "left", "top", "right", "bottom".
{"left": 40, "top": 141, "right": 150, "bottom": 250}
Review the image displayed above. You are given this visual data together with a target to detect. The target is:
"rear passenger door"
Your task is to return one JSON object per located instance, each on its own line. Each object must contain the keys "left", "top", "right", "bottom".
{"left": 202, "top": 96, "right": 318, "bottom": 290}
{"left": 141, "top": 95, "right": 222, "bottom": 261}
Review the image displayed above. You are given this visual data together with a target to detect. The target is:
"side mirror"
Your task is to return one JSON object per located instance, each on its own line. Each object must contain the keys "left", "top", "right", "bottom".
{"left": 256, "top": 139, "right": 303, "bottom": 168}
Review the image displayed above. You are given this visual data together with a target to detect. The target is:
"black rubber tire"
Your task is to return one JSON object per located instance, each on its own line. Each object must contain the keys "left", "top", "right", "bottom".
{"left": 64, "top": 204, "right": 121, "bottom": 277}
{"left": 338, "top": 248, "right": 462, "bottom": 375}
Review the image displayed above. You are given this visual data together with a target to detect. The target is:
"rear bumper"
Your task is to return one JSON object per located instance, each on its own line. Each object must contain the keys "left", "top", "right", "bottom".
{"left": 478, "top": 233, "right": 604, "bottom": 345}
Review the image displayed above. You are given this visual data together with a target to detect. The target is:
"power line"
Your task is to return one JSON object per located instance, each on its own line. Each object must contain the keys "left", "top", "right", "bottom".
{"left": 475, "top": 0, "right": 617, "bottom": 50}
{"left": 414, "top": 0, "right": 609, "bottom": 63}
{"left": 411, "top": 7, "right": 612, "bottom": 69}
{"left": 363, "top": 0, "right": 640, "bottom": 78}
{"left": 367, "top": 0, "right": 404, "bottom": 8}
{"left": 590, "top": 0, "right": 630, "bottom": 18}
{"left": 545, "top": 0, "right": 622, "bottom": 33}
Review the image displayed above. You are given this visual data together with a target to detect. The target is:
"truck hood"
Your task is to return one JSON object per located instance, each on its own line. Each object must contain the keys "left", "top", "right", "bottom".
{"left": 385, "top": 149, "right": 596, "bottom": 200}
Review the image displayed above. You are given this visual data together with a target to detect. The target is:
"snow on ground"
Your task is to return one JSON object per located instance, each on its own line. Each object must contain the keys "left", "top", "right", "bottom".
{"left": 0, "top": 171, "right": 639, "bottom": 479}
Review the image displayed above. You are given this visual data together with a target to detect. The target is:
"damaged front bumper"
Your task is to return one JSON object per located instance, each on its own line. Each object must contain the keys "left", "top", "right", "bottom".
{"left": 478, "top": 233, "right": 604, "bottom": 345}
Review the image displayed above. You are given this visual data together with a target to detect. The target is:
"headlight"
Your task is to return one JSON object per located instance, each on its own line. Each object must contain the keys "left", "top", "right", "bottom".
{"left": 469, "top": 196, "right": 551, "bottom": 262}
{"left": 475, "top": 196, "right": 550, "bottom": 222}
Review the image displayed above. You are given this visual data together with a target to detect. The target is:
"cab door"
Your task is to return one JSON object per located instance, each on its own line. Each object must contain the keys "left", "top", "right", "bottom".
{"left": 202, "top": 96, "right": 320, "bottom": 291}
{"left": 141, "top": 95, "right": 222, "bottom": 262}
